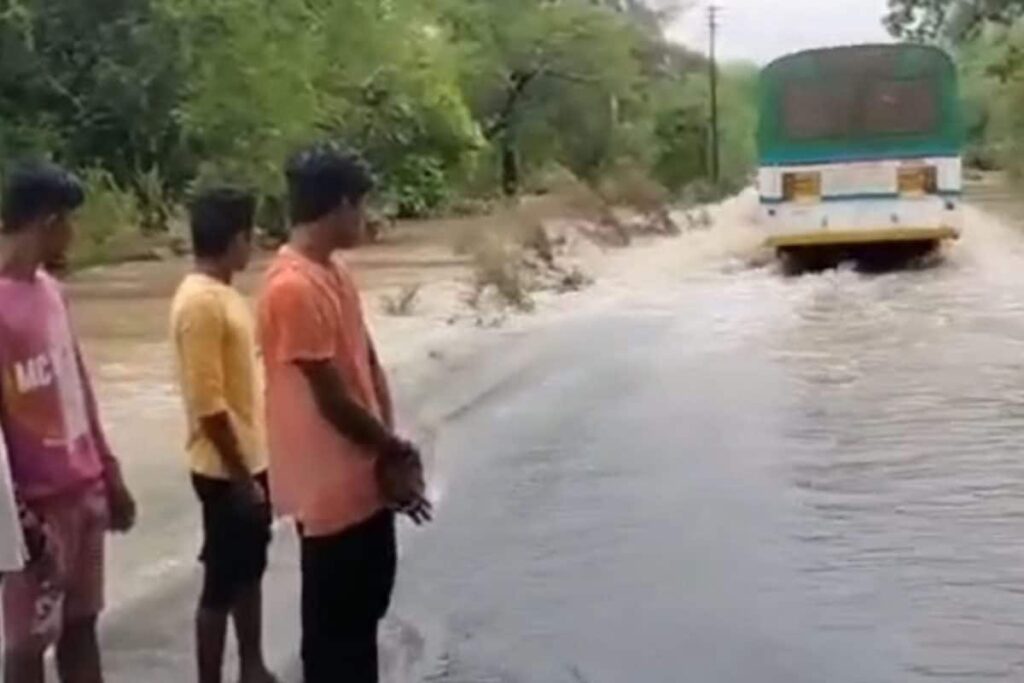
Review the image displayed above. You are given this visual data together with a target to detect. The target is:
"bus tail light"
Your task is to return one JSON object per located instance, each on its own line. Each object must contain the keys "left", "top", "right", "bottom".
{"left": 898, "top": 165, "right": 938, "bottom": 196}
{"left": 782, "top": 172, "right": 821, "bottom": 202}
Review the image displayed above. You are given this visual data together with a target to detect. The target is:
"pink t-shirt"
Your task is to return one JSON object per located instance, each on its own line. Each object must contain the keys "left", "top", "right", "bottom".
{"left": 258, "top": 247, "right": 386, "bottom": 537}
{"left": 0, "top": 271, "right": 107, "bottom": 503}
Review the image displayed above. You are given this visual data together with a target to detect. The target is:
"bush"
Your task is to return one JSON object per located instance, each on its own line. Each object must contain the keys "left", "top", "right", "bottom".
{"left": 72, "top": 169, "right": 141, "bottom": 266}
{"left": 383, "top": 155, "right": 449, "bottom": 219}
{"left": 133, "top": 166, "right": 175, "bottom": 233}
{"left": 256, "top": 194, "right": 289, "bottom": 243}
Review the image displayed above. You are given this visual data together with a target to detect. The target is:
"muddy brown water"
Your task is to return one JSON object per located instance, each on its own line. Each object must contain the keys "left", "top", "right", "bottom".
{"left": 65, "top": 231, "right": 470, "bottom": 611}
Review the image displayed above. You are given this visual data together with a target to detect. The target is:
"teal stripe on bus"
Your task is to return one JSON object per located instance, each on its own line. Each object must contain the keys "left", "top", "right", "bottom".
{"left": 759, "top": 190, "right": 962, "bottom": 205}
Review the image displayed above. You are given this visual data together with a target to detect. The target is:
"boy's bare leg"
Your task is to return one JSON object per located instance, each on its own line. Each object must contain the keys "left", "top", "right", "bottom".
{"left": 198, "top": 605, "right": 230, "bottom": 683}
{"left": 5, "top": 648, "right": 45, "bottom": 683}
{"left": 56, "top": 615, "right": 102, "bottom": 683}
{"left": 233, "top": 583, "right": 278, "bottom": 683}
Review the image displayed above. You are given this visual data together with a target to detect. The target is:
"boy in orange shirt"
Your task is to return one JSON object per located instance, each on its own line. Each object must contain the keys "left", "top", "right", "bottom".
{"left": 257, "top": 144, "right": 429, "bottom": 683}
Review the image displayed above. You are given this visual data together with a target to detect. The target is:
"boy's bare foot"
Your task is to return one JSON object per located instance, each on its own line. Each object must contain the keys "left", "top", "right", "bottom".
{"left": 239, "top": 668, "right": 280, "bottom": 683}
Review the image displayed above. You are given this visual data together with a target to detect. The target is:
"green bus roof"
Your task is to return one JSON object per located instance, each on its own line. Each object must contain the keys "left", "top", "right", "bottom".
{"left": 757, "top": 44, "right": 963, "bottom": 166}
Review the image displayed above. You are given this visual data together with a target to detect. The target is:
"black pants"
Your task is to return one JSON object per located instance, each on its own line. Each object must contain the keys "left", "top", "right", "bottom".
{"left": 301, "top": 511, "right": 397, "bottom": 683}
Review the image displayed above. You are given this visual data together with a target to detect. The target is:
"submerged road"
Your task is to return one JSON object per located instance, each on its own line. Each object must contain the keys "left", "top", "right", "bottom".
{"left": 392, "top": 219, "right": 1024, "bottom": 683}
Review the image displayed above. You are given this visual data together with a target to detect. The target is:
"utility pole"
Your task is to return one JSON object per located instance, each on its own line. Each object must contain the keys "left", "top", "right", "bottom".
{"left": 708, "top": 4, "right": 721, "bottom": 185}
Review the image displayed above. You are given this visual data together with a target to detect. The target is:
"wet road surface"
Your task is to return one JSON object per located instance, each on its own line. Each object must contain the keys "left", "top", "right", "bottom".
{"left": 392, "top": 205, "right": 1024, "bottom": 682}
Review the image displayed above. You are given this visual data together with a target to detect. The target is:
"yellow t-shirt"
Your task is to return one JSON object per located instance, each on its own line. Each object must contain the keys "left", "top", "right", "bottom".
{"left": 170, "top": 273, "right": 267, "bottom": 479}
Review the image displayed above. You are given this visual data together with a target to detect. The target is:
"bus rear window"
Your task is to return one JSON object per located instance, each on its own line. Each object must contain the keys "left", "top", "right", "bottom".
{"left": 783, "top": 79, "right": 938, "bottom": 140}
{"left": 783, "top": 82, "right": 851, "bottom": 140}
{"left": 863, "top": 80, "right": 938, "bottom": 135}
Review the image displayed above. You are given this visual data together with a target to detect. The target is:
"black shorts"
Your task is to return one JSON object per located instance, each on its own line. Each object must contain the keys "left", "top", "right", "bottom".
{"left": 192, "top": 472, "right": 272, "bottom": 610}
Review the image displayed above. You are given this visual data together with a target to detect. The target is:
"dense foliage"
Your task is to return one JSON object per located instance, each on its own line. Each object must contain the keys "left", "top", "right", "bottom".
{"left": 0, "top": 0, "right": 757, "bottom": 246}
{"left": 885, "top": 0, "right": 1024, "bottom": 40}
{"left": 886, "top": 0, "right": 1024, "bottom": 176}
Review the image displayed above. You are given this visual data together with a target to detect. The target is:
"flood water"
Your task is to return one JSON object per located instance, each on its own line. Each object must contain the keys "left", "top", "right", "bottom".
{"left": 71, "top": 184, "right": 1024, "bottom": 681}
{"left": 392, "top": 190, "right": 1024, "bottom": 682}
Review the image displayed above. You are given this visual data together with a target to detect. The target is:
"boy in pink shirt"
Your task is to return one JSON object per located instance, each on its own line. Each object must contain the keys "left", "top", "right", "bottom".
{"left": 0, "top": 163, "right": 136, "bottom": 683}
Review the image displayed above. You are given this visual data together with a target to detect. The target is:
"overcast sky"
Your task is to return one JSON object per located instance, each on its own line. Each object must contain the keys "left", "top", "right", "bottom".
{"left": 668, "top": 0, "right": 892, "bottom": 65}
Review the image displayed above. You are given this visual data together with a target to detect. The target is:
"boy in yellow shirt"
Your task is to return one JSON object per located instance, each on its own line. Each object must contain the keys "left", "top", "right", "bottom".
{"left": 170, "top": 189, "right": 277, "bottom": 683}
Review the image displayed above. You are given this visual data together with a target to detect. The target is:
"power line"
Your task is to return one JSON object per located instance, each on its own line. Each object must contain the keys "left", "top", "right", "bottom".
{"left": 708, "top": 4, "right": 721, "bottom": 185}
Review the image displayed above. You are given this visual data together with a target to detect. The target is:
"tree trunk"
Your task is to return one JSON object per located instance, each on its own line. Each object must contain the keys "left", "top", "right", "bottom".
{"left": 501, "top": 133, "right": 519, "bottom": 197}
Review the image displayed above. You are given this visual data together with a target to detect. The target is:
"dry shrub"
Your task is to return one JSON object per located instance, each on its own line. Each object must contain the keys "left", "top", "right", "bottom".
{"left": 524, "top": 164, "right": 581, "bottom": 196}
{"left": 449, "top": 218, "right": 488, "bottom": 256}
{"left": 468, "top": 234, "right": 534, "bottom": 312}
{"left": 557, "top": 266, "right": 592, "bottom": 293}
{"left": 681, "top": 207, "right": 713, "bottom": 232}
{"left": 133, "top": 166, "right": 174, "bottom": 233}
{"left": 365, "top": 210, "right": 394, "bottom": 243}
{"left": 597, "top": 167, "right": 680, "bottom": 237}
{"left": 381, "top": 284, "right": 422, "bottom": 316}
{"left": 450, "top": 197, "right": 596, "bottom": 314}
{"left": 517, "top": 220, "right": 555, "bottom": 265}
{"left": 596, "top": 165, "right": 669, "bottom": 215}
{"left": 560, "top": 180, "right": 610, "bottom": 223}
{"left": 446, "top": 197, "right": 497, "bottom": 218}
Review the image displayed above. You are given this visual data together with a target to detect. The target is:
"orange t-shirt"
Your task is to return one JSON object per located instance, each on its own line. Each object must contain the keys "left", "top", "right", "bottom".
{"left": 257, "top": 246, "right": 386, "bottom": 537}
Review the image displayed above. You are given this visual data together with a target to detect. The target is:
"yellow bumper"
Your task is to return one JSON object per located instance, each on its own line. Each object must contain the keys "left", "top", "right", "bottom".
{"left": 766, "top": 227, "right": 959, "bottom": 249}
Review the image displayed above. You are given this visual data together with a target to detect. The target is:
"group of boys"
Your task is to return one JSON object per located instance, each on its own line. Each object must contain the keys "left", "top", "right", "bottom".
{"left": 0, "top": 143, "right": 429, "bottom": 683}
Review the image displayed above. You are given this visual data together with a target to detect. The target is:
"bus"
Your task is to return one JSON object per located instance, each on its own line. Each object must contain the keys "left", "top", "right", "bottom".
{"left": 757, "top": 44, "right": 964, "bottom": 266}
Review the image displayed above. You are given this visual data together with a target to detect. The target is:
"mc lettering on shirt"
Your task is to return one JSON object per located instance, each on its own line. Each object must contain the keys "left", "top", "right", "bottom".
{"left": 13, "top": 353, "right": 55, "bottom": 394}
{"left": 0, "top": 271, "right": 105, "bottom": 502}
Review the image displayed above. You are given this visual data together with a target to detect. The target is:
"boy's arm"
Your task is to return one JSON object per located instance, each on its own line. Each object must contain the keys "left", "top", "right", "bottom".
{"left": 296, "top": 358, "right": 429, "bottom": 523}
{"left": 296, "top": 359, "right": 401, "bottom": 458}
{"left": 0, "top": 420, "right": 27, "bottom": 571}
{"left": 76, "top": 345, "right": 136, "bottom": 532}
{"left": 76, "top": 346, "right": 118, "bottom": 472}
{"left": 368, "top": 340, "right": 395, "bottom": 430}
{"left": 176, "top": 297, "right": 256, "bottom": 485}
{"left": 199, "top": 415, "right": 253, "bottom": 481}
{"left": 263, "top": 276, "right": 402, "bottom": 458}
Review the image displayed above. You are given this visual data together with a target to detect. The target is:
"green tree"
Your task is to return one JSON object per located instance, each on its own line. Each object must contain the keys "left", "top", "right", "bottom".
{"left": 171, "top": 0, "right": 479, "bottom": 217}
{"left": 0, "top": 0, "right": 185, "bottom": 202}
{"left": 0, "top": 0, "right": 756, "bottom": 249}
{"left": 313, "top": 0, "right": 481, "bottom": 216}
{"left": 885, "top": 0, "right": 1024, "bottom": 40}
{"left": 887, "top": 0, "right": 1024, "bottom": 175}
{"left": 441, "top": 0, "right": 643, "bottom": 194}
{"left": 166, "top": 0, "right": 323, "bottom": 196}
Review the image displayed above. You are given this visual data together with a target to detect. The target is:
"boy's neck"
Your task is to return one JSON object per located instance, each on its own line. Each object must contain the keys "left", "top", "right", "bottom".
{"left": 195, "top": 259, "right": 234, "bottom": 285}
{"left": 0, "top": 235, "right": 42, "bottom": 281}
{"left": 289, "top": 225, "right": 333, "bottom": 266}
